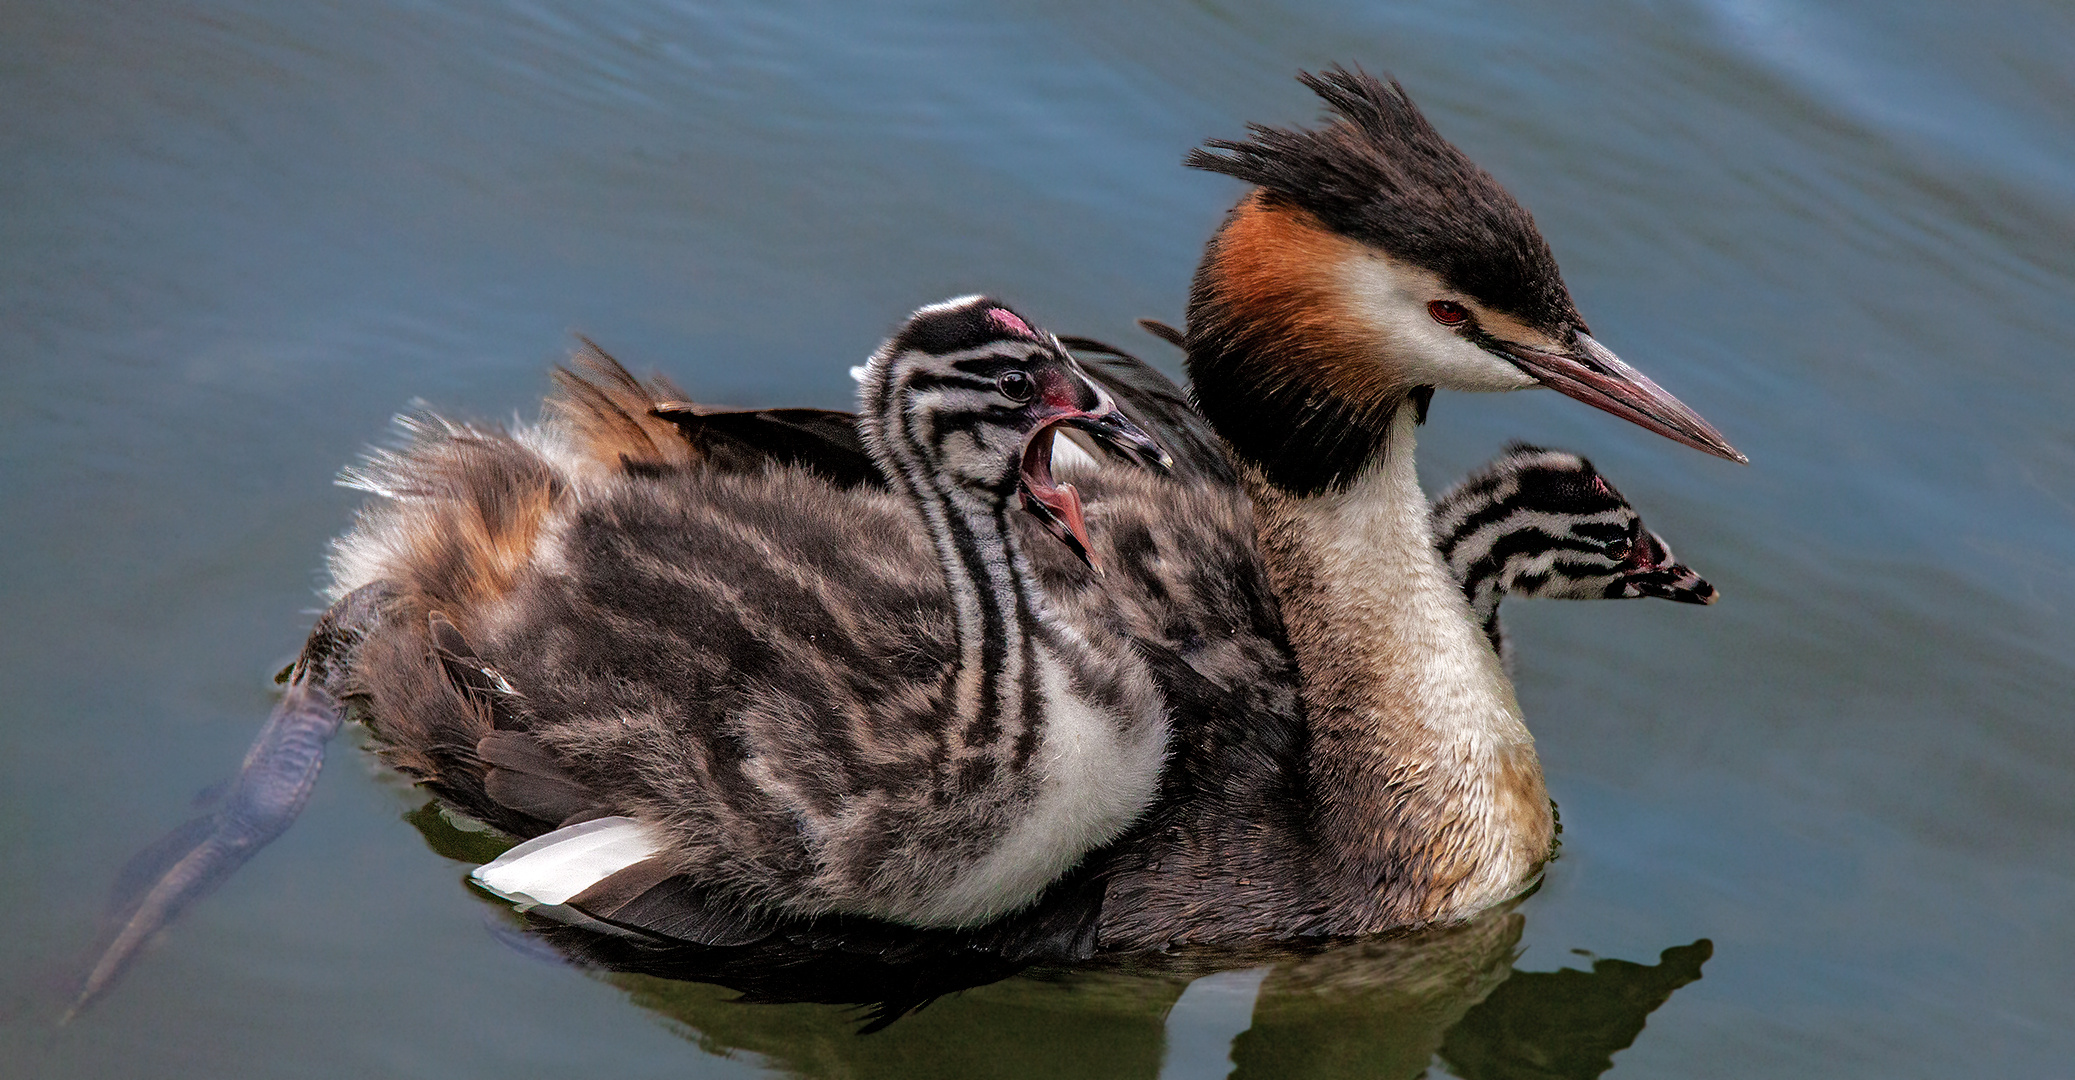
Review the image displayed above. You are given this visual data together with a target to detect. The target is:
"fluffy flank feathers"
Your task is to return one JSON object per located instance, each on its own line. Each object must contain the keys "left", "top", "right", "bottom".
{"left": 548, "top": 338, "right": 701, "bottom": 470}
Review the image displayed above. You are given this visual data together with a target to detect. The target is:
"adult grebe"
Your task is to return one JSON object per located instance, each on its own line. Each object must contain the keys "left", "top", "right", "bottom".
{"left": 78, "top": 68, "right": 1741, "bottom": 1010}
{"left": 1090, "top": 67, "right": 1740, "bottom": 946}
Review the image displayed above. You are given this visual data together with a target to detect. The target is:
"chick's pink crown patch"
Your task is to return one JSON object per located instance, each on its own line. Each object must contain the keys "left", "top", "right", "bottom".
{"left": 987, "top": 307, "right": 1037, "bottom": 339}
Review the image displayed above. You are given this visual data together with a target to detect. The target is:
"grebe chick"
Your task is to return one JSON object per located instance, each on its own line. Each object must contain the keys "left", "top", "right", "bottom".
{"left": 1432, "top": 442, "right": 1717, "bottom": 668}
{"left": 75, "top": 299, "right": 1174, "bottom": 1009}
{"left": 393, "top": 297, "right": 1174, "bottom": 933}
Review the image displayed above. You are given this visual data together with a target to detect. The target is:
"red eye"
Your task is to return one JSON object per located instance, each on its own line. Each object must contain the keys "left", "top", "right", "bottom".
{"left": 1428, "top": 300, "right": 1470, "bottom": 326}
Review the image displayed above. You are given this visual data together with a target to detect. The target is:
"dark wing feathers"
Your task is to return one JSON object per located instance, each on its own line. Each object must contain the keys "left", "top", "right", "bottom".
{"left": 651, "top": 405, "right": 885, "bottom": 489}
{"left": 557, "top": 340, "right": 884, "bottom": 487}
{"left": 477, "top": 731, "right": 611, "bottom": 828}
{"left": 1057, "top": 335, "right": 1236, "bottom": 486}
{"left": 567, "top": 859, "right": 782, "bottom": 947}
{"left": 626, "top": 330, "right": 1231, "bottom": 489}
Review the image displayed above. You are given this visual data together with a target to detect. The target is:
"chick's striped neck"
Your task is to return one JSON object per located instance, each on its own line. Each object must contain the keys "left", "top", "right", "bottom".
{"left": 868, "top": 361, "right": 1049, "bottom": 768}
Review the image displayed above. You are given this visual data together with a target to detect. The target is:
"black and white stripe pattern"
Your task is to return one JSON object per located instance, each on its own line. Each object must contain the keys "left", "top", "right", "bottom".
{"left": 858, "top": 297, "right": 1120, "bottom": 814}
{"left": 451, "top": 295, "right": 1169, "bottom": 931}
{"left": 1432, "top": 443, "right": 1717, "bottom": 661}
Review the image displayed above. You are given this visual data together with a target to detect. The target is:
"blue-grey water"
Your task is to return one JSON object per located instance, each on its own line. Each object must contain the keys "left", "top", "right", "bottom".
{"left": 5, "top": 1, "right": 2072, "bottom": 1076}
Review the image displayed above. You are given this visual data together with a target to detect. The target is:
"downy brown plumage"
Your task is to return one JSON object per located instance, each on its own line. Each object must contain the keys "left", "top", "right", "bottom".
{"left": 328, "top": 297, "right": 1177, "bottom": 935}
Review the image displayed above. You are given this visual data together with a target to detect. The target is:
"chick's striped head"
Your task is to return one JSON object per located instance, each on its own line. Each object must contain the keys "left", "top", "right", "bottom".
{"left": 860, "top": 297, "right": 1170, "bottom": 567}
{"left": 1434, "top": 443, "right": 1717, "bottom": 607}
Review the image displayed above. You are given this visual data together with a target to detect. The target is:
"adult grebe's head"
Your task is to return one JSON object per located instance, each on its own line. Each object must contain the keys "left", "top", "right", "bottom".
{"left": 1183, "top": 66, "right": 1743, "bottom": 495}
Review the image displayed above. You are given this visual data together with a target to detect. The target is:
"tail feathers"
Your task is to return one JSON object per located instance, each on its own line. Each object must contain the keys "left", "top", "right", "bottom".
{"left": 549, "top": 339, "right": 700, "bottom": 470}
{"left": 563, "top": 858, "right": 780, "bottom": 946}
{"left": 332, "top": 416, "right": 564, "bottom": 608}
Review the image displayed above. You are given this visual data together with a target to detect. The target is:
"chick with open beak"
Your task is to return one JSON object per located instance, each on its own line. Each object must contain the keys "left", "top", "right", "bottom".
{"left": 1017, "top": 363, "right": 1171, "bottom": 572}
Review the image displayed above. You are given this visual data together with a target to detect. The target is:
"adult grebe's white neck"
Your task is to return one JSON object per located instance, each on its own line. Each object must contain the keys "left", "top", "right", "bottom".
{"left": 1244, "top": 407, "right": 1553, "bottom": 925}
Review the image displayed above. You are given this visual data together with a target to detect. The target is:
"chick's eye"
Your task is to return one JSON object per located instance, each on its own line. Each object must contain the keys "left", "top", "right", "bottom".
{"left": 995, "top": 370, "right": 1034, "bottom": 403}
{"left": 1607, "top": 524, "right": 1650, "bottom": 562}
{"left": 1428, "top": 300, "right": 1470, "bottom": 326}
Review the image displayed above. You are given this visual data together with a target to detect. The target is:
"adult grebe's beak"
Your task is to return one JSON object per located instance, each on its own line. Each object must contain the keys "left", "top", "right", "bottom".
{"left": 1495, "top": 332, "right": 1747, "bottom": 465}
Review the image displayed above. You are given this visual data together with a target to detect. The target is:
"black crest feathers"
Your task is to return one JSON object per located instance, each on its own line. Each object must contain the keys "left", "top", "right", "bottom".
{"left": 1186, "top": 66, "right": 1577, "bottom": 330}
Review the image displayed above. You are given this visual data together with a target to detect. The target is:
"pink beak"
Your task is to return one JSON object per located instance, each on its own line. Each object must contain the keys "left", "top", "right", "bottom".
{"left": 1498, "top": 333, "right": 1747, "bottom": 465}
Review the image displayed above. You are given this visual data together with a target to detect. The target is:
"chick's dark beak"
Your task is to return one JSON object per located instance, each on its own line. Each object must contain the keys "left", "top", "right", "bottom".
{"left": 1497, "top": 332, "right": 1747, "bottom": 465}
{"left": 1631, "top": 566, "right": 1718, "bottom": 605}
{"left": 1624, "top": 529, "right": 1719, "bottom": 605}
{"left": 1069, "top": 408, "right": 1172, "bottom": 473}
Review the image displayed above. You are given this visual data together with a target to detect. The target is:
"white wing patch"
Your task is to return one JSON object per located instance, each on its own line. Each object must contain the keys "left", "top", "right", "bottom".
{"left": 471, "top": 816, "right": 660, "bottom": 908}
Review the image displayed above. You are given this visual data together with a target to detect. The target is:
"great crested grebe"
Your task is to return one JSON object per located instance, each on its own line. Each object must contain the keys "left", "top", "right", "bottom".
{"left": 79, "top": 67, "right": 1740, "bottom": 1011}
{"left": 1084, "top": 66, "right": 1741, "bottom": 946}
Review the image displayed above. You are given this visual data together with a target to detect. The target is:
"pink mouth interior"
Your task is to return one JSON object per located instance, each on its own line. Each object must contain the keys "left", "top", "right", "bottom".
{"left": 1020, "top": 421, "right": 1097, "bottom": 570}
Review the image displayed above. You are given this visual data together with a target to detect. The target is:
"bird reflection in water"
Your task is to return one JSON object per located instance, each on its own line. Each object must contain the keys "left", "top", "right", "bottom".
{"left": 408, "top": 803, "right": 1710, "bottom": 1080}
